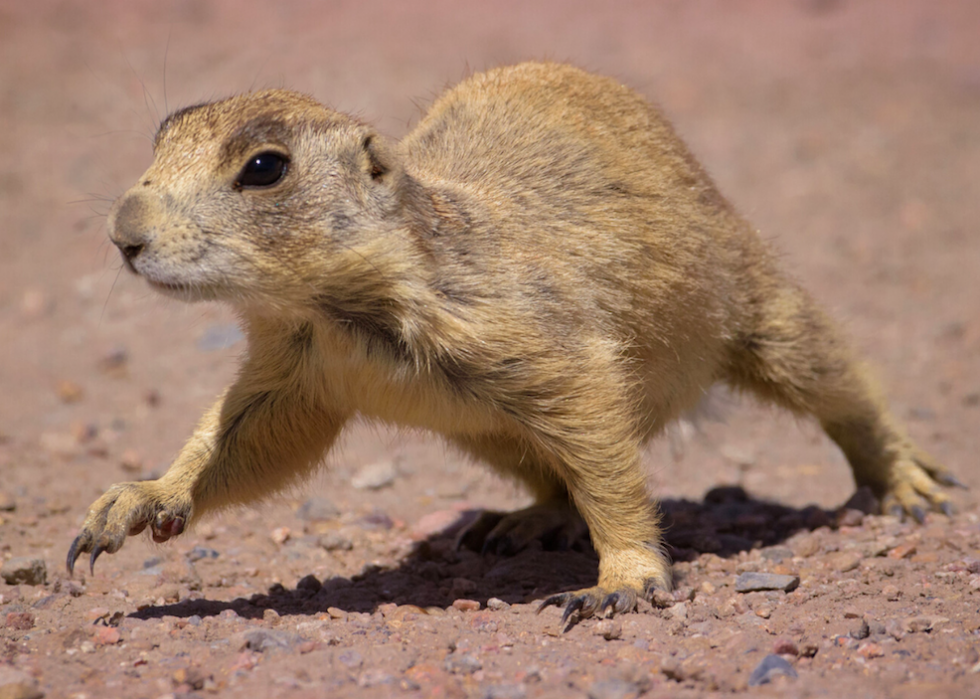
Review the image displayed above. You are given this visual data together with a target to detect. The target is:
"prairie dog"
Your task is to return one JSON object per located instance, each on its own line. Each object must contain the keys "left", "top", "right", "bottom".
{"left": 69, "top": 62, "right": 958, "bottom": 622}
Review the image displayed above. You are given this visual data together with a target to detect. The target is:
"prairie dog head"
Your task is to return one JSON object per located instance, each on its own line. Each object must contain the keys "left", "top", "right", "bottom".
{"left": 107, "top": 89, "right": 411, "bottom": 308}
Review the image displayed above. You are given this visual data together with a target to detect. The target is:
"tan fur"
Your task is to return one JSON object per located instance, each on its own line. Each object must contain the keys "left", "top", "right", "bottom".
{"left": 70, "top": 62, "right": 957, "bottom": 618}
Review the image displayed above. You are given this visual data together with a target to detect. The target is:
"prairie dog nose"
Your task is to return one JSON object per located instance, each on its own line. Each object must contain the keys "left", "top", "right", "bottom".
{"left": 108, "top": 192, "right": 153, "bottom": 269}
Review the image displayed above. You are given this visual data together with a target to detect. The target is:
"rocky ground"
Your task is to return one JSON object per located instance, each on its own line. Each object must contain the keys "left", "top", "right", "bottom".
{"left": 1, "top": 2, "right": 978, "bottom": 697}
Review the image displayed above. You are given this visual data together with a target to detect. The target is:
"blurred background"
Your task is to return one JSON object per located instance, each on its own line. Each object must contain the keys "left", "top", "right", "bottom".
{"left": 0, "top": 1, "right": 977, "bottom": 561}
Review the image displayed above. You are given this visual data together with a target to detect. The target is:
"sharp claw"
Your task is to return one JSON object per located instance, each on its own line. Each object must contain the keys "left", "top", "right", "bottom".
{"left": 536, "top": 593, "right": 569, "bottom": 614}
{"left": 600, "top": 592, "right": 620, "bottom": 617}
{"left": 90, "top": 545, "right": 105, "bottom": 575}
{"left": 940, "top": 501, "right": 956, "bottom": 517}
{"left": 560, "top": 596, "right": 586, "bottom": 627}
{"left": 66, "top": 536, "right": 84, "bottom": 576}
{"left": 938, "top": 473, "right": 969, "bottom": 490}
{"left": 910, "top": 505, "right": 927, "bottom": 524}
{"left": 481, "top": 537, "right": 497, "bottom": 555}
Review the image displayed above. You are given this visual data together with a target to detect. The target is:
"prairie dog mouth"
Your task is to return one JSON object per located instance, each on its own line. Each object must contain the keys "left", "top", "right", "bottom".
{"left": 144, "top": 276, "right": 208, "bottom": 302}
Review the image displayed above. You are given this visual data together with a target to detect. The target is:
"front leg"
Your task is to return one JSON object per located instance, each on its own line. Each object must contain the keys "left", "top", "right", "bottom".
{"left": 69, "top": 324, "right": 345, "bottom": 574}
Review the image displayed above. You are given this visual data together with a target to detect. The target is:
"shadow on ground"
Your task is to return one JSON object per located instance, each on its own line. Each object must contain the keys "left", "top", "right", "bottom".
{"left": 130, "top": 484, "right": 843, "bottom": 622}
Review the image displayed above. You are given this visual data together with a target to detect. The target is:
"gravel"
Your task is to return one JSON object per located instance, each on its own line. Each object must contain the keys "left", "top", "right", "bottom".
{"left": 0, "top": 558, "right": 47, "bottom": 586}
{"left": 748, "top": 654, "right": 798, "bottom": 686}
{"left": 734, "top": 572, "right": 800, "bottom": 593}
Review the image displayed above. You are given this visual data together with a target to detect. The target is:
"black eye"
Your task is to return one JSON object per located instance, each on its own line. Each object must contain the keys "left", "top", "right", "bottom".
{"left": 236, "top": 151, "right": 287, "bottom": 189}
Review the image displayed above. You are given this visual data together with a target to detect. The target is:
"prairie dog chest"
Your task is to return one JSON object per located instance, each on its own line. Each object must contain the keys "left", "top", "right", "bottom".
{"left": 313, "top": 325, "right": 501, "bottom": 437}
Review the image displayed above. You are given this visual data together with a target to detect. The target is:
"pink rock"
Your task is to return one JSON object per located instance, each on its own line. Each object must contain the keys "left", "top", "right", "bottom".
{"left": 452, "top": 599, "right": 480, "bottom": 612}
{"left": 773, "top": 638, "right": 799, "bottom": 656}
{"left": 412, "top": 510, "right": 463, "bottom": 539}
{"left": 857, "top": 642, "right": 883, "bottom": 659}
{"left": 4, "top": 612, "right": 34, "bottom": 631}
{"left": 93, "top": 626, "right": 121, "bottom": 645}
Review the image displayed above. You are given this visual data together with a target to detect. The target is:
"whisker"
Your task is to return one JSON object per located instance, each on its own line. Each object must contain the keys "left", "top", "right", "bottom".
{"left": 100, "top": 264, "right": 125, "bottom": 328}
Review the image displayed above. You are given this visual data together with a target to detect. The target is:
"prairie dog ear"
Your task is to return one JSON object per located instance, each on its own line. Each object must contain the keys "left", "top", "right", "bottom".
{"left": 360, "top": 132, "right": 400, "bottom": 184}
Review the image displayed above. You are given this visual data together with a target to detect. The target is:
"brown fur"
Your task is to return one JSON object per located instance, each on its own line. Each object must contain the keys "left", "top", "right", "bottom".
{"left": 70, "top": 62, "right": 957, "bottom": 620}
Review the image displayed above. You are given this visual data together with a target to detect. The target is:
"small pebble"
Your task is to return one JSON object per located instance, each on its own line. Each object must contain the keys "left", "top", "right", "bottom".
{"left": 748, "top": 654, "right": 798, "bottom": 686}
{"left": 56, "top": 379, "right": 84, "bottom": 403}
{"left": 119, "top": 449, "right": 143, "bottom": 473}
{"left": 773, "top": 638, "right": 799, "bottom": 656}
{"left": 888, "top": 544, "right": 917, "bottom": 559}
{"left": 857, "top": 642, "right": 884, "bottom": 659}
{"left": 760, "top": 546, "right": 794, "bottom": 563}
{"left": 791, "top": 536, "right": 821, "bottom": 558}
{"left": 318, "top": 531, "right": 354, "bottom": 551}
{"left": 735, "top": 572, "right": 799, "bottom": 593}
{"left": 452, "top": 599, "right": 481, "bottom": 612}
{"left": 482, "top": 683, "right": 527, "bottom": 699}
{"left": 1, "top": 558, "right": 47, "bottom": 586}
{"left": 836, "top": 508, "right": 865, "bottom": 528}
{"left": 173, "top": 667, "right": 207, "bottom": 690}
{"left": 594, "top": 619, "right": 622, "bottom": 640}
{"left": 357, "top": 669, "right": 394, "bottom": 687}
{"left": 238, "top": 628, "right": 304, "bottom": 653}
{"left": 4, "top": 612, "right": 33, "bottom": 630}
{"left": 849, "top": 618, "right": 870, "bottom": 640}
{"left": 357, "top": 510, "right": 395, "bottom": 530}
{"left": 270, "top": 526, "right": 291, "bottom": 545}
{"left": 351, "top": 461, "right": 397, "bottom": 490}
{"left": 587, "top": 677, "right": 642, "bottom": 699}
{"left": 487, "top": 597, "right": 510, "bottom": 611}
{"left": 187, "top": 546, "right": 220, "bottom": 562}
{"left": 296, "top": 496, "right": 340, "bottom": 521}
{"left": 882, "top": 584, "right": 901, "bottom": 601}
{"left": 445, "top": 652, "right": 482, "bottom": 675}
{"left": 93, "top": 626, "right": 121, "bottom": 645}
{"left": 904, "top": 615, "right": 948, "bottom": 634}
{"left": 668, "top": 602, "right": 688, "bottom": 621}
{"left": 94, "top": 350, "right": 128, "bottom": 383}
{"left": 884, "top": 619, "right": 906, "bottom": 640}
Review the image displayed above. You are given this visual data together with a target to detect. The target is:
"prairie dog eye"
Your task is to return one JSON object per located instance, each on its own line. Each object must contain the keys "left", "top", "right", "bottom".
{"left": 235, "top": 151, "right": 288, "bottom": 189}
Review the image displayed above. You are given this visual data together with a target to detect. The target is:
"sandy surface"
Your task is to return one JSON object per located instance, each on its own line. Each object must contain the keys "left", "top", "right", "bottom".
{"left": 1, "top": 1, "right": 979, "bottom": 697}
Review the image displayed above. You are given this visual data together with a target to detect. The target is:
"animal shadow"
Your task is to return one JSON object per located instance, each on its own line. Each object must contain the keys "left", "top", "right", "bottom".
{"left": 131, "top": 484, "right": 842, "bottom": 622}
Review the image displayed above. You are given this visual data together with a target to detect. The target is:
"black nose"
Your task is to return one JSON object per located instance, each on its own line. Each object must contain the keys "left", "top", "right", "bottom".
{"left": 118, "top": 242, "right": 144, "bottom": 262}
